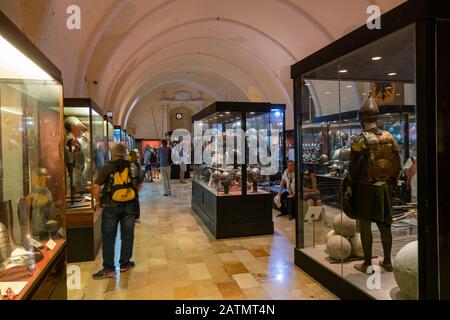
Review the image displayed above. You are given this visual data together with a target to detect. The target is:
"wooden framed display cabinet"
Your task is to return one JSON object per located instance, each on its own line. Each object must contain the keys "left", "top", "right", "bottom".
{"left": 0, "top": 10, "right": 67, "bottom": 300}
{"left": 63, "top": 98, "right": 104, "bottom": 263}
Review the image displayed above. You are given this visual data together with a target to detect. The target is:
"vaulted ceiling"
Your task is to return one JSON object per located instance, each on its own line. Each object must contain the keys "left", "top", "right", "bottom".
{"left": 0, "top": 0, "right": 405, "bottom": 132}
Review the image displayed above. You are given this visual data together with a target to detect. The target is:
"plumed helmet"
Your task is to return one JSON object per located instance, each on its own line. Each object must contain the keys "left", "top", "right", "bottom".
{"left": 358, "top": 92, "right": 379, "bottom": 122}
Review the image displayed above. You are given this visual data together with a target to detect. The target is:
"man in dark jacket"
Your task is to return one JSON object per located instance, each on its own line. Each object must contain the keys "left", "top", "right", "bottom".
{"left": 91, "top": 143, "right": 144, "bottom": 280}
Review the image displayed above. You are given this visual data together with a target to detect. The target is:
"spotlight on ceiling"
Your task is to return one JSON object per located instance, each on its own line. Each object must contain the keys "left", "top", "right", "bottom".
{"left": 388, "top": 72, "right": 397, "bottom": 76}
{"left": 372, "top": 56, "right": 382, "bottom": 61}
{"left": 338, "top": 69, "right": 348, "bottom": 73}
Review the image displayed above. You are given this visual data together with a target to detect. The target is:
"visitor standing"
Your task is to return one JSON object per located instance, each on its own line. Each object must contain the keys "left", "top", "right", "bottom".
{"left": 151, "top": 148, "right": 159, "bottom": 180}
{"left": 159, "top": 140, "right": 172, "bottom": 196}
{"left": 91, "top": 143, "right": 144, "bottom": 279}
{"left": 143, "top": 145, "right": 153, "bottom": 182}
{"left": 179, "top": 138, "right": 188, "bottom": 184}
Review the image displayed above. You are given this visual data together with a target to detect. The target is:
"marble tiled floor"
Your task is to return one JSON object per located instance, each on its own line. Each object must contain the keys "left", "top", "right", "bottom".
{"left": 68, "top": 180, "right": 336, "bottom": 300}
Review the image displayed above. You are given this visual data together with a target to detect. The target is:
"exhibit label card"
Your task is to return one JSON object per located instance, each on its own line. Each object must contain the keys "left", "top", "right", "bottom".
{"left": 46, "top": 238, "right": 57, "bottom": 251}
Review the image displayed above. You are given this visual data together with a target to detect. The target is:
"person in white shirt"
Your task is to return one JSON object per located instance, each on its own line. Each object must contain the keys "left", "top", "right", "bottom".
{"left": 404, "top": 155, "right": 417, "bottom": 202}
{"left": 277, "top": 160, "right": 296, "bottom": 219}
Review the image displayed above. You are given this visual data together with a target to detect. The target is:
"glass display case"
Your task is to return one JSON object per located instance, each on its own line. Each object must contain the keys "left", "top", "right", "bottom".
{"left": 63, "top": 98, "right": 105, "bottom": 209}
{"left": 193, "top": 104, "right": 286, "bottom": 196}
{"left": 113, "top": 126, "right": 121, "bottom": 143}
{"left": 0, "top": 11, "right": 67, "bottom": 300}
{"left": 104, "top": 116, "right": 114, "bottom": 161}
{"left": 191, "top": 101, "right": 285, "bottom": 238}
{"left": 63, "top": 98, "right": 104, "bottom": 263}
{"left": 124, "top": 131, "right": 135, "bottom": 150}
{"left": 291, "top": 0, "right": 450, "bottom": 300}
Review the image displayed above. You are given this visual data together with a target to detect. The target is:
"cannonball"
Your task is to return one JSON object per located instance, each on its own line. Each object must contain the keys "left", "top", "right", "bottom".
{"left": 326, "top": 235, "right": 351, "bottom": 260}
{"left": 349, "top": 233, "right": 364, "bottom": 258}
{"left": 332, "top": 213, "right": 356, "bottom": 237}
{"left": 394, "top": 241, "right": 418, "bottom": 300}
{"left": 325, "top": 229, "right": 336, "bottom": 242}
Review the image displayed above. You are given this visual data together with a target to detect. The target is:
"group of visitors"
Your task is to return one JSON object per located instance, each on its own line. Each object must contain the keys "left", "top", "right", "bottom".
{"left": 143, "top": 145, "right": 159, "bottom": 182}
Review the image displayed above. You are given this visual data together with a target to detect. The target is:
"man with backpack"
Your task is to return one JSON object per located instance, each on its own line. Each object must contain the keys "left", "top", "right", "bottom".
{"left": 91, "top": 143, "right": 145, "bottom": 280}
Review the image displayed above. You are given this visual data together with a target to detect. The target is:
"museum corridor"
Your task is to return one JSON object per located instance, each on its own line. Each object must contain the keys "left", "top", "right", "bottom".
{"left": 2, "top": 0, "right": 450, "bottom": 305}
{"left": 68, "top": 181, "right": 335, "bottom": 300}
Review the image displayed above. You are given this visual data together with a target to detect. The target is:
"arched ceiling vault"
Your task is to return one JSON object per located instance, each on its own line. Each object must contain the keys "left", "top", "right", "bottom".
{"left": 1, "top": 0, "right": 406, "bottom": 131}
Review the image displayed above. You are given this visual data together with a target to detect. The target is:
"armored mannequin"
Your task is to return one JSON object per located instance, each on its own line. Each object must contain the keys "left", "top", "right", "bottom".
{"left": 64, "top": 116, "right": 87, "bottom": 201}
{"left": 344, "top": 93, "right": 401, "bottom": 273}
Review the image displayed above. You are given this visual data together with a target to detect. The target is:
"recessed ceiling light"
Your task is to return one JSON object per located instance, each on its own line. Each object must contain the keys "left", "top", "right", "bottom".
{"left": 339, "top": 69, "right": 348, "bottom": 73}
{"left": 388, "top": 72, "right": 397, "bottom": 76}
{"left": 346, "top": 85, "right": 352, "bottom": 88}
{"left": 326, "top": 91, "right": 332, "bottom": 95}
{"left": 372, "top": 56, "right": 382, "bottom": 61}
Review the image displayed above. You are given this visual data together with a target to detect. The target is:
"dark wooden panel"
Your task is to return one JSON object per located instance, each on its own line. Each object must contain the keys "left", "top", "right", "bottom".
{"left": 67, "top": 226, "right": 94, "bottom": 263}
{"left": 436, "top": 20, "right": 450, "bottom": 299}
{"left": 65, "top": 208, "right": 94, "bottom": 228}
{"left": 67, "top": 211, "right": 102, "bottom": 263}
{"left": 30, "top": 248, "right": 67, "bottom": 300}
{"left": 191, "top": 180, "right": 273, "bottom": 239}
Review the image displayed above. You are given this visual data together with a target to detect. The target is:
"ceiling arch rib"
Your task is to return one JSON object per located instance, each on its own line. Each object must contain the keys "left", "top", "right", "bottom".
{"left": 109, "top": 48, "right": 269, "bottom": 120}
{"left": 103, "top": 37, "right": 292, "bottom": 120}
{"left": 123, "top": 80, "right": 225, "bottom": 129}
{"left": 74, "top": 0, "right": 128, "bottom": 96}
{"left": 96, "top": 18, "right": 297, "bottom": 107}
{"left": 115, "top": 60, "right": 254, "bottom": 125}
{"left": 85, "top": 0, "right": 334, "bottom": 104}
{"left": 121, "top": 73, "right": 243, "bottom": 128}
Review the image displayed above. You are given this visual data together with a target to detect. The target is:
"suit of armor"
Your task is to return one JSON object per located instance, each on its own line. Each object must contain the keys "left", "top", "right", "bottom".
{"left": 345, "top": 93, "right": 401, "bottom": 273}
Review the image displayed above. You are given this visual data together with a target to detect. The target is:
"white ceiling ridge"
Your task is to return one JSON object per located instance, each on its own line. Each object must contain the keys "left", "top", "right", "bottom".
{"left": 97, "top": 16, "right": 298, "bottom": 106}
{"left": 110, "top": 53, "right": 264, "bottom": 119}
{"left": 102, "top": 36, "right": 290, "bottom": 117}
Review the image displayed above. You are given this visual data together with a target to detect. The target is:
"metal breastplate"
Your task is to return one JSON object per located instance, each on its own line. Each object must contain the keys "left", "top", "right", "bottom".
{"left": 363, "top": 131, "right": 400, "bottom": 182}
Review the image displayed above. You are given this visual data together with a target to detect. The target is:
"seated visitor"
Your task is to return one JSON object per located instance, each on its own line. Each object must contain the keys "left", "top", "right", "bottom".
{"left": 303, "top": 168, "right": 322, "bottom": 207}
{"left": 277, "top": 160, "right": 296, "bottom": 219}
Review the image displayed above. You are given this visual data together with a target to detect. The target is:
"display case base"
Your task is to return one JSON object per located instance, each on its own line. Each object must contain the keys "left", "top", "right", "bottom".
{"left": 295, "top": 248, "right": 373, "bottom": 300}
{"left": 170, "top": 164, "right": 191, "bottom": 180}
{"left": 66, "top": 208, "right": 102, "bottom": 263}
{"left": 13, "top": 241, "right": 67, "bottom": 300}
{"left": 192, "top": 180, "right": 274, "bottom": 239}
